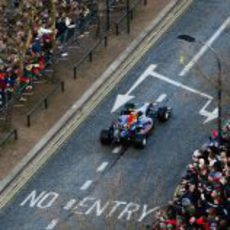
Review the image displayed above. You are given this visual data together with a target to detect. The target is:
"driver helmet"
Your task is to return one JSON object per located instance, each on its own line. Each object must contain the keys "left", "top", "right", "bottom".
{"left": 127, "top": 111, "right": 138, "bottom": 125}
{"left": 137, "top": 111, "right": 144, "bottom": 117}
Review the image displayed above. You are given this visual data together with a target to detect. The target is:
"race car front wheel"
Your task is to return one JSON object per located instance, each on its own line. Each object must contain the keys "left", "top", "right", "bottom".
{"left": 100, "top": 129, "right": 112, "bottom": 145}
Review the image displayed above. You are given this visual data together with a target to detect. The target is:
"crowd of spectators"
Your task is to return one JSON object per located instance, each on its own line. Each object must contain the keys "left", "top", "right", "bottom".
{"left": 0, "top": 0, "right": 97, "bottom": 109}
{"left": 153, "top": 123, "right": 230, "bottom": 229}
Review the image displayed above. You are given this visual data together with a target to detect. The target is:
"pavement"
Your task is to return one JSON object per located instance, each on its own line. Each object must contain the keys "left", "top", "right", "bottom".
{"left": 0, "top": 1, "right": 172, "bottom": 183}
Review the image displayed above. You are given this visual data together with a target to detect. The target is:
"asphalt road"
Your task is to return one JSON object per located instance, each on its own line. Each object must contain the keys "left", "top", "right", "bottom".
{"left": 0, "top": 0, "right": 230, "bottom": 229}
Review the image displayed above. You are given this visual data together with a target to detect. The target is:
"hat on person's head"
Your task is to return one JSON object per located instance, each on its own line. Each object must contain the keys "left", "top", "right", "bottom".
{"left": 182, "top": 197, "right": 191, "bottom": 207}
{"left": 196, "top": 217, "right": 205, "bottom": 225}
{"left": 193, "top": 149, "right": 202, "bottom": 158}
{"left": 212, "top": 130, "right": 218, "bottom": 138}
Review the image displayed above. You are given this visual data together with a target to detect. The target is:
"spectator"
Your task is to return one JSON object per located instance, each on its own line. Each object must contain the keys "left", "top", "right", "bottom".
{"left": 0, "top": 0, "right": 97, "bottom": 108}
{"left": 153, "top": 125, "right": 230, "bottom": 229}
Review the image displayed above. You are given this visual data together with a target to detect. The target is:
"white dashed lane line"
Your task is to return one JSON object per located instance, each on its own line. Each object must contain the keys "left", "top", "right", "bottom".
{"left": 63, "top": 199, "right": 77, "bottom": 210}
{"left": 156, "top": 93, "right": 167, "bottom": 103}
{"left": 112, "top": 146, "right": 123, "bottom": 154}
{"left": 46, "top": 219, "right": 59, "bottom": 230}
{"left": 46, "top": 93, "right": 168, "bottom": 230}
{"left": 80, "top": 180, "right": 93, "bottom": 191}
{"left": 96, "top": 162, "right": 109, "bottom": 173}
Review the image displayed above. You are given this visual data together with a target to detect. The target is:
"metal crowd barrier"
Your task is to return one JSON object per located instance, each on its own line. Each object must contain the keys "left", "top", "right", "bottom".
{"left": 115, "top": 0, "right": 147, "bottom": 35}
{"left": 26, "top": 81, "right": 65, "bottom": 127}
{"left": 0, "top": 129, "right": 18, "bottom": 149}
{"left": 58, "top": 11, "right": 98, "bottom": 54}
{"left": 73, "top": 34, "right": 108, "bottom": 79}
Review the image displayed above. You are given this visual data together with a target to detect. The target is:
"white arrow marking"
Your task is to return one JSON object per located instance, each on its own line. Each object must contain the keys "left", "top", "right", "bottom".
{"left": 111, "top": 94, "right": 134, "bottom": 113}
{"left": 200, "top": 100, "right": 218, "bottom": 124}
{"left": 46, "top": 219, "right": 59, "bottom": 230}
{"left": 179, "top": 17, "right": 230, "bottom": 76}
{"left": 111, "top": 66, "right": 156, "bottom": 113}
{"left": 148, "top": 65, "right": 212, "bottom": 99}
{"left": 148, "top": 64, "right": 218, "bottom": 123}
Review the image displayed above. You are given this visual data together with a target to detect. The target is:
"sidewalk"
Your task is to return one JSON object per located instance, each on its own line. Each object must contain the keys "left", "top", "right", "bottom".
{"left": 0, "top": 0, "right": 170, "bottom": 180}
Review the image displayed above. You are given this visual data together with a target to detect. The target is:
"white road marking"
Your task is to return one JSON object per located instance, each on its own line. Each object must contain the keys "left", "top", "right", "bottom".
{"left": 179, "top": 17, "right": 230, "bottom": 76}
{"left": 96, "top": 162, "right": 109, "bottom": 173}
{"left": 138, "top": 206, "right": 160, "bottom": 222}
{"left": 46, "top": 219, "right": 59, "bottom": 230}
{"left": 63, "top": 199, "right": 77, "bottom": 210}
{"left": 148, "top": 64, "right": 217, "bottom": 122}
{"left": 111, "top": 67, "right": 151, "bottom": 112}
{"left": 156, "top": 93, "right": 167, "bottom": 103}
{"left": 112, "top": 146, "right": 123, "bottom": 154}
{"left": 20, "top": 190, "right": 161, "bottom": 223}
{"left": 20, "top": 190, "right": 59, "bottom": 208}
{"left": 149, "top": 65, "right": 212, "bottom": 99}
{"left": 80, "top": 180, "right": 93, "bottom": 191}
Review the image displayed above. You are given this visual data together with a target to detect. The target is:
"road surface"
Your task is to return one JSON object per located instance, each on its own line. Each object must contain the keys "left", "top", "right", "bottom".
{"left": 0, "top": 0, "right": 229, "bottom": 229}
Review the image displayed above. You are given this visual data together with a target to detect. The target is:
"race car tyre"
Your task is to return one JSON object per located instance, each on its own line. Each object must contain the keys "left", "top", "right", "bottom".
{"left": 134, "top": 134, "right": 147, "bottom": 149}
{"left": 100, "top": 129, "right": 112, "bottom": 145}
{"left": 157, "top": 107, "right": 170, "bottom": 122}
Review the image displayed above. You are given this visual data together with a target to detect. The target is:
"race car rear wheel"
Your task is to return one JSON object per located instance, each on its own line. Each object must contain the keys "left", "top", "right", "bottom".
{"left": 100, "top": 129, "right": 112, "bottom": 145}
{"left": 157, "top": 107, "right": 170, "bottom": 122}
{"left": 134, "top": 135, "right": 147, "bottom": 149}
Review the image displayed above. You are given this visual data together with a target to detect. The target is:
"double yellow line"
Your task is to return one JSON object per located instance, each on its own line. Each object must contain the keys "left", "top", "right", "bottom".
{"left": 0, "top": 0, "right": 193, "bottom": 209}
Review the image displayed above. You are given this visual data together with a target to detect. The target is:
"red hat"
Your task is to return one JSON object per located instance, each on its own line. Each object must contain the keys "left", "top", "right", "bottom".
{"left": 196, "top": 217, "right": 205, "bottom": 225}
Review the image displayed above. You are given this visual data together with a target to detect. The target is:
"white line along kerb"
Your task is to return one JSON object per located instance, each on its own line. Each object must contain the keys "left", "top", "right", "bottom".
{"left": 179, "top": 17, "right": 230, "bottom": 76}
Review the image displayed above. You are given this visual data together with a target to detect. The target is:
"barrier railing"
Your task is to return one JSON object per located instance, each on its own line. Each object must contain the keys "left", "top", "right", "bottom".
{"left": 73, "top": 34, "right": 108, "bottom": 79}
{"left": 57, "top": 11, "right": 98, "bottom": 55}
{"left": 0, "top": 129, "right": 18, "bottom": 149}
{"left": 115, "top": 0, "right": 147, "bottom": 35}
{"left": 26, "top": 81, "right": 65, "bottom": 127}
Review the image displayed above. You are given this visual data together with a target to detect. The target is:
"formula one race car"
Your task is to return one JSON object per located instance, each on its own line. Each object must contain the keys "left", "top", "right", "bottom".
{"left": 100, "top": 102, "right": 171, "bottom": 149}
